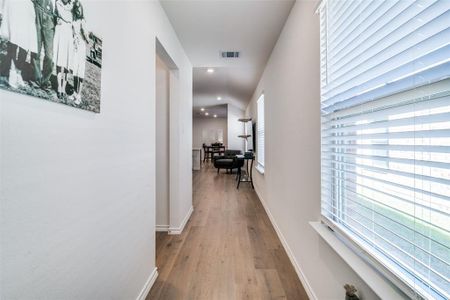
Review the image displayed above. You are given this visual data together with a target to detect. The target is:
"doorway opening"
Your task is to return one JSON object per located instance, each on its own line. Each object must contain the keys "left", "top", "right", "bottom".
{"left": 155, "top": 38, "right": 178, "bottom": 237}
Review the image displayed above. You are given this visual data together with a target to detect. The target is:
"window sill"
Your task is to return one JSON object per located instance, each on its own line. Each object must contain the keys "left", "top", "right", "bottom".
{"left": 255, "top": 165, "right": 265, "bottom": 175}
{"left": 310, "top": 221, "right": 407, "bottom": 300}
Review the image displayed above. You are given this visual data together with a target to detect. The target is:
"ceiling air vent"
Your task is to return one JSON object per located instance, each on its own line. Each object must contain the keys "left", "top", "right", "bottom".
{"left": 221, "top": 51, "right": 240, "bottom": 58}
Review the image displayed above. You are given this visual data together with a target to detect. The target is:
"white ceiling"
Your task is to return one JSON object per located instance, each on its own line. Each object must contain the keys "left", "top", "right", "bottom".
{"left": 161, "top": 0, "right": 295, "bottom": 110}
{"left": 193, "top": 104, "right": 228, "bottom": 119}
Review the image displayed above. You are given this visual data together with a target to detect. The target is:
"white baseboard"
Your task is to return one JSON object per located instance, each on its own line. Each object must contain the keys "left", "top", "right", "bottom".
{"left": 136, "top": 267, "right": 158, "bottom": 300}
{"left": 254, "top": 188, "right": 317, "bottom": 300}
{"left": 168, "top": 206, "right": 193, "bottom": 235}
{"left": 156, "top": 225, "right": 169, "bottom": 232}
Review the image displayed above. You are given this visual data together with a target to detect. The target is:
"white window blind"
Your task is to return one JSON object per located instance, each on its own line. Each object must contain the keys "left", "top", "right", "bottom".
{"left": 319, "top": 1, "right": 450, "bottom": 299}
{"left": 257, "top": 94, "right": 265, "bottom": 171}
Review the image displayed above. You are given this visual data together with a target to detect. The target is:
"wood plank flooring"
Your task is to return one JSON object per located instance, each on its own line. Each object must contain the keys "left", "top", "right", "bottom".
{"left": 147, "top": 164, "right": 308, "bottom": 300}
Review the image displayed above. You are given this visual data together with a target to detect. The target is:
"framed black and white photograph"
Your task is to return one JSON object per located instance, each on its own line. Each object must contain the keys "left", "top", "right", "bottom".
{"left": 0, "top": 0, "right": 102, "bottom": 113}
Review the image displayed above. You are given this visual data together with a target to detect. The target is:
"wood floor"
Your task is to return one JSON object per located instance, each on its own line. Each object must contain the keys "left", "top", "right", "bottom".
{"left": 147, "top": 164, "right": 308, "bottom": 300}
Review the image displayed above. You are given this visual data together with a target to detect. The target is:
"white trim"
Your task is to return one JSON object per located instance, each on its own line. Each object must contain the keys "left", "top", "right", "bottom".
{"left": 255, "top": 164, "right": 265, "bottom": 175}
{"left": 310, "top": 221, "right": 407, "bottom": 300}
{"left": 256, "top": 94, "right": 265, "bottom": 169}
{"left": 135, "top": 267, "right": 159, "bottom": 300}
{"left": 254, "top": 188, "right": 318, "bottom": 300}
{"left": 315, "top": 0, "right": 327, "bottom": 14}
{"left": 156, "top": 225, "right": 169, "bottom": 232}
{"left": 168, "top": 206, "right": 193, "bottom": 235}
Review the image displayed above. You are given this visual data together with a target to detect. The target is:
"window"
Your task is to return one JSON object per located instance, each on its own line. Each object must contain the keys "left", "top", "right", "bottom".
{"left": 257, "top": 94, "right": 265, "bottom": 173}
{"left": 319, "top": 1, "right": 450, "bottom": 299}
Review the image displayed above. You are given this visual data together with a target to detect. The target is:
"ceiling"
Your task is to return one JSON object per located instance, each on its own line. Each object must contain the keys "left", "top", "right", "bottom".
{"left": 161, "top": 0, "right": 295, "bottom": 110}
{"left": 193, "top": 104, "right": 228, "bottom": 119}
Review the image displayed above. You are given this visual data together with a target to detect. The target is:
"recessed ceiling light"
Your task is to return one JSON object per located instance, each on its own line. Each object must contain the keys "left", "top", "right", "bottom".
{"left": 205, "top": 112, "right": 209, "bottom": 116}
{"left": 207, "top": 68, "right": 214, "bottom": 73}
{"left": 214, "top": 114, "right": 217, "bottom": 118}
{"left": 217, "top": 96, "right": 222, "bottom": 100}
{"left": 200, "top": 108, "right": 205, "bottom": 111}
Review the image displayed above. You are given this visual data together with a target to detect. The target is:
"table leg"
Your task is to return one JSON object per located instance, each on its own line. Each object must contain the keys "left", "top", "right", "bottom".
{"left": 249, "top": 158, "right": 254, "bottom": 189}
{"left": 237, "top": 168, "right": 241, "bottom": 189}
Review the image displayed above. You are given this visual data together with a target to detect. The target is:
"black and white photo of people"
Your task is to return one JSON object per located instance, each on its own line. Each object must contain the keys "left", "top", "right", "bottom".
{"left": 0, "top": 0, "right": 102, "bottom": 113}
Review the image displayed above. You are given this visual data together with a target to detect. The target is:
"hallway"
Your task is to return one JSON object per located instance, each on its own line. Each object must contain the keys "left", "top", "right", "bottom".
{"left": 148, "top": 164, "right": 308, "bottom": 299}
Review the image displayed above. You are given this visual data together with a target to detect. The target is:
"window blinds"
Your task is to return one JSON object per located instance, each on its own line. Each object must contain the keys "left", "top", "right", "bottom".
{"left": 257, "top": 94, "right": 265, "bottom": 170}
{"left": 319, "top": 1, "right": 450, "bottom": 299}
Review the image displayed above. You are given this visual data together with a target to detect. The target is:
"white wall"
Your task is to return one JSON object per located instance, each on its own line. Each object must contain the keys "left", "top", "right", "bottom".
{"left": 246, "top": 2, "right": 379, "bottom": 299}
{"left": 168, "top": 69, "right": 193, "bottom": 233}
{"left": 0, "top": 1, "right": 192, "bottom": 299}
{"left": 155, "top": 55, "right": 170, "bottom": 228}
{"left": 227, "top": 103, "right": 245, "bottom": 152}
{"left": 192, "top": 117, "right": 228, "bottom": 148}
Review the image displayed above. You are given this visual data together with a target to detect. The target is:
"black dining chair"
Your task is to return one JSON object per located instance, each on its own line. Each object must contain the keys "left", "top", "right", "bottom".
{"left": 202, "top": 144, "right": 211, "bottom": 163}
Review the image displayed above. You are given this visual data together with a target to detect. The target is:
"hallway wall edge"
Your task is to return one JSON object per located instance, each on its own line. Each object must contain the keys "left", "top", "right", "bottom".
{"left": 169, "top": 206, "right": 194, "bottom": 235}
{"left": 254, "top": 187, "right": 318, "bottom": 300}
{"left": 136, "top": 268, "right": 159, "bottom": 300}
